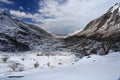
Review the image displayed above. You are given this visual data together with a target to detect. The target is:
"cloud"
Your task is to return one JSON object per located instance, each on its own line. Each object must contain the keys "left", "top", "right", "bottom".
{"left": 27, "top": 8, "right": 31, "bottom": 10}
{"left": 39, "top": 0, "right": 62, "bottom": 17}
{"left": 9, "top": 0, "right": 119, "bottom": 35}
{"left": 19, "top": 6, "right": 24, "bottom": 10}
{"left": 38, "top": 0, "right": 119, "bottom": 35}
{"left": 9, "top": 10, "right": 42, "bottom": 23}
{"left": 0, "top": 0, "right": 14, "bottom": 4}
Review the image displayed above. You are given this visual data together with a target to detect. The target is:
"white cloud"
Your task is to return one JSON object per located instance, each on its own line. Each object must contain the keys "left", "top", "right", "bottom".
{"left": 9, "top": 10, "right": 42, "bottom": 23}
{"left": 8, "top": 0, "right": 119, "bottom": 35}
{"left": 0, "top": 0, "right": 14, "bottom": 4}
{"left": 28, "top": 8, "right": 31, "bottom": 10}
{"left": 19, "top": 6, "right": 24, "bottom": 10}
{"left": 39, "top": 0, "right": 62, "bottom": 17}
{"left": 38, "top": 0, "right": 119, "bottom": 35}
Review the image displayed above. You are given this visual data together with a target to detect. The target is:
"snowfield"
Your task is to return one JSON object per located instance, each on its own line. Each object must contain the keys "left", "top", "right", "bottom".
{"left": 0, "top": 52, "right": 120, "bottom": 80}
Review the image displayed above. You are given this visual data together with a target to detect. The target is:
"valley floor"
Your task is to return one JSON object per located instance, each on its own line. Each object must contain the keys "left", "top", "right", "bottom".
{"left": 0, "top": 52, "right": 120, "bottom": 80}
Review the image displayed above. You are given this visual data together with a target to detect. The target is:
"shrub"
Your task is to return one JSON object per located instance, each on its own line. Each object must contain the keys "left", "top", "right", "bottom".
{"left": 34, "top": 62, "right": 39, "bottom": 68}
{"left": 87, "top": 55, "right": 91, "bottom": 58}
{"left": 47, "top": 62, "right": 50, "bottom": 66}
{"left": 58, "top": 63, "right": 62, "bottom": 65}
{"left": 36, "top": 54, "right": 44, "bottom": 56}
{"left": 1, "top": 55, "right": 9, "bottom": 63}
{"left": 100, "top": 42, "right": 113, "bottom": 55}
{"left": 21, "top": 58, "right": 25, "bottom": 61}
{"left": 9, "top": 63, "right": 24, "bottom": 72}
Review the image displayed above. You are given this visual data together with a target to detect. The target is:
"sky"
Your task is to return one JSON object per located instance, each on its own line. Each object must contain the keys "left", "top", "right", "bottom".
{"left": 0, "top": 0, "right": 119, "bottom": 35}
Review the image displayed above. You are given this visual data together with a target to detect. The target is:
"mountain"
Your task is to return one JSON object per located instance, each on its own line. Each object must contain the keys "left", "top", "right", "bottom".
{"left": 0, "top": 11, "right": 64, "bottom": 52}
{"left": 76, "top": 3, "right": 120, "bottom": 42}
{"left": 64, "top": 3, "right": 120, "bottom": 56}
{"left": 0, "top": 3, "right": 120, "bottom": 54}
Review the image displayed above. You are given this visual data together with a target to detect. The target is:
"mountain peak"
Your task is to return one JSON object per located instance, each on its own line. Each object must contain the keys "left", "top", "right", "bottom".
{"left": 108, "top": 2, "right": 120, "bottom": 13}
{"left": 74, "top": 3, "right": 120, "bottom": 42}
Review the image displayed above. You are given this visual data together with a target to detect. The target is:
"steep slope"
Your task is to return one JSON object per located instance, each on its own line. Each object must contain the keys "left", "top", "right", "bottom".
{"left": 65, "top": 3, "right": 120, "bottom": 56}
{"left": 0, "top": 11, "right": 63, "bottom": 52}
{"left": 76, "top": 3, "right": 120, "bottom": 41}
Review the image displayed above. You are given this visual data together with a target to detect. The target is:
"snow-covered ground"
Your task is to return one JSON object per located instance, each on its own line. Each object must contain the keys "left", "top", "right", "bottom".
{"left": 0, "top": 52, "right": 120, "bottom": 80}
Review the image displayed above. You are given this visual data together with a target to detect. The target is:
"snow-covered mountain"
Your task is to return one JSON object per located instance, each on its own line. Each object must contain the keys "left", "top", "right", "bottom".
{"left": 0, "top": 3, "right": 120, "bottom": 54}
{"left": 64, "top": 3, "right": 120, "bottom": 56}
{"left": 76, "top": 3, "right": 120, "bottom": 41}
{"left": 0, "top": 11, "right": 64, "bottom": 52}
{"left": 0, "top": 3, "right": 120, "bottom": 80}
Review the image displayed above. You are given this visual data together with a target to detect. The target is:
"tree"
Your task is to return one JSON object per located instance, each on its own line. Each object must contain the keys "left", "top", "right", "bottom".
{"left": 100, "top": 42, "right": 113, "bottom": 55}
{"left": 1, "top": 55, "right": 9, "bottom": 63}
{"left": 34, "top": 62, "right": 39, "bottom": 68}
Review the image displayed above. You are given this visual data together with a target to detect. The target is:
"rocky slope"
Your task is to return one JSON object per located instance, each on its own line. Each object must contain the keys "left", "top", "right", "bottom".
{"left": 76, "top": 3, "right": 120, "bottom": 42}
{"left": 0, "top": 11, "right": 64, "bottom": 52}
{"left": 64, "top": 3, "right": 120, "bottom": 56}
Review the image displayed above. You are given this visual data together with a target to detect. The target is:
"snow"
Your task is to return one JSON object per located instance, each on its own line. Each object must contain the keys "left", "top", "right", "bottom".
{"left": 0, "top": 52, "right": 120, "bottom": 80}
{"left": 111, "top": 3, "right": 120, "bottom": 12}
{"left": 0, "top": 11, "right": 69, "bottom": 52}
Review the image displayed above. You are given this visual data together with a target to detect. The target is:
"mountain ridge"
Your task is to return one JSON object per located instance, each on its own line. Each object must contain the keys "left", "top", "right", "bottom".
{"left": 0, "top": 11, "right": 64, "bottom": 52}
{"left": 64, "top": 3, "right": 120, "bottom": 56}
{"left": 0, "top": 3, "right": 120, "bottom": 54}
{"left": 74, "top": 2, "right": 120, "bottom": 42}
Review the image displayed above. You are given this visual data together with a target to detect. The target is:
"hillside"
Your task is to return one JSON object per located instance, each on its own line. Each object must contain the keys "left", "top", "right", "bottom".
{"left": 64, "top": 3, "right": 120, "bottom": 56}
{"left": 0, "top": 11, "right": 65, "bottom": 52}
